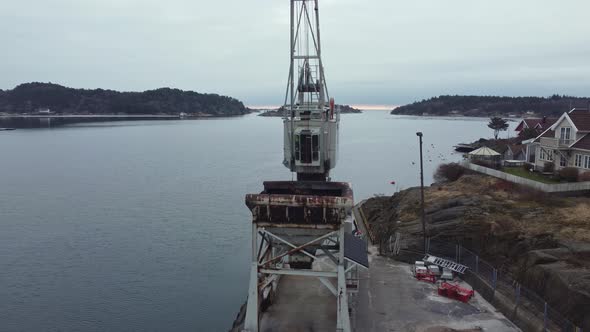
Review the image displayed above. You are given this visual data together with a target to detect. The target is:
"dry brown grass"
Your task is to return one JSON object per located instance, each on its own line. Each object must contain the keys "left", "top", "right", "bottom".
{"left": 426, "top": 187, "right": 463, "bottom": 202}
{"left": 553, "top": 202, "right": 590, "bottom": 241}
{"left": 424, "top": 174, "right": 590, "bottom": 242}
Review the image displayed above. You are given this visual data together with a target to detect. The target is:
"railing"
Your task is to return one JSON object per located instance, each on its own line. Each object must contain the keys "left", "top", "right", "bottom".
{"left": 382, "top": 235, "right": 583, "bottom": 332}
{"left": 462, "top": 161, "right": 590, "bottom": 193}
{"left": 540, "top": 137, "right": 559, "bottom": 148}
{"left": 559, "top": 138, "right": 573, "bottom": 146}
{"left": 540, "top": 137, "right": 573, "bottom": 148}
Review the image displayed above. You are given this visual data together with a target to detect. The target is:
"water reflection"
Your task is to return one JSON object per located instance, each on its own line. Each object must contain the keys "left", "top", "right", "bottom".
{"left": 0, "top": 115, "right": 252, "bottom": 129}
{"left": 0, "top": 116, "right": 182, "bottom": 129}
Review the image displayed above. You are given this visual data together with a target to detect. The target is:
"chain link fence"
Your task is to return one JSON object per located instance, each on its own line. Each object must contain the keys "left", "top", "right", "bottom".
{"left": 383, "top": 234, "right": 583, "bottom": 332}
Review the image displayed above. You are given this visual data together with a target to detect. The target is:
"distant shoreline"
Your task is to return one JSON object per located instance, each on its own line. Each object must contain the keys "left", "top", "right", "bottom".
{"left": 0, "top": 114, "right": 181, "bottom": 118}
{"left": 390, "top": 95, "right": 590, "bottom": 118}
{"left": 0, "top": 113, "right": 254, "bottom": 119}
{"left": 0, "top": 82, "right": 250, "bottom": 117}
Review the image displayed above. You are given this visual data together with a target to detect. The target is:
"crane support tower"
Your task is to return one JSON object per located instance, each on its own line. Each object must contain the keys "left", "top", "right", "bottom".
{"left": 243, "top": 1, "right": 367, "bottom": 331}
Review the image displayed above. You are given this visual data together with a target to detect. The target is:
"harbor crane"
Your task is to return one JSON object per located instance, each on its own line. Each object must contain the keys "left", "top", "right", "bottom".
{"left": 243, "top": 1, "right": 368, "bottom": 331}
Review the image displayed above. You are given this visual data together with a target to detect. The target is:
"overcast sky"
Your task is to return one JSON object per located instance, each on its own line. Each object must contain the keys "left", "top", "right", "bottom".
{"left": 2, "top": 0, "right": 590, "bottom": 107}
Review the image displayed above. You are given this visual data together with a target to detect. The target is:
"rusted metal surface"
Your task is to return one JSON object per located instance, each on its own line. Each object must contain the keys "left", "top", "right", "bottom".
{"left": 256, "top": 223, "right": 339, "bottom": 230}
{"left": 245, "top": 181, "right": 354, "bottom": 226}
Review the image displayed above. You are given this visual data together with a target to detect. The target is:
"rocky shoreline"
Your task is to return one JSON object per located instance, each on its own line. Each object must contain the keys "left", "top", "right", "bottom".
{"left": 361, "top": 173, "right": 590, "bottom": 330}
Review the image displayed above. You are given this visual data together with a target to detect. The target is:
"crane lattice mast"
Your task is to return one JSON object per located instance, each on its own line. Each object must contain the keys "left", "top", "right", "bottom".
{"left": 283, "top": 0, "right": 339, "bottom": 181}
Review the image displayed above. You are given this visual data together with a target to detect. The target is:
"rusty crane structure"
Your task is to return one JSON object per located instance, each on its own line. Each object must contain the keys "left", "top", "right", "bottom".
{"left": 243, "top": 1, "right": 367, "bottom": 331}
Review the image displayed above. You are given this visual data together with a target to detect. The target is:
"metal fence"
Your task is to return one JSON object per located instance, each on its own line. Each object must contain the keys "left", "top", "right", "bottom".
{"left": 384, "top": 235, "right": 583, "bottom": 332}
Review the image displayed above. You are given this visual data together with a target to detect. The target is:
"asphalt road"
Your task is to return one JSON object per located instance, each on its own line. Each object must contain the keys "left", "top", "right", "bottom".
{"left": 353, "top": 249, "right": 520, "bottom": 332}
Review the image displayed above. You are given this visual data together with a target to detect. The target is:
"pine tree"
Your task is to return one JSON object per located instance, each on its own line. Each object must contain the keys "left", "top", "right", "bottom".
{"left": 488, "top": 117, "right": 509, "bottom": 140}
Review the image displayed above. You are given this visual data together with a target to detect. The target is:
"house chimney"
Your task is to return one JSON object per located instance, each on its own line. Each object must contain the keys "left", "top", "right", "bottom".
{"left": 542, "top": 116, "right": 547, "bottom": 124}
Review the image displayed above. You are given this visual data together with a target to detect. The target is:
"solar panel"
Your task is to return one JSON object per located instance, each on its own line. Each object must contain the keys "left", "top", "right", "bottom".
{"left": 344, "top": 232, "right": 369, "bottom": 269}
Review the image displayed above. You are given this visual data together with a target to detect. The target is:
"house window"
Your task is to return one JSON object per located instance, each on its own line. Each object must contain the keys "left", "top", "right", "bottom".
{"left": 560, "top": 127, "right": 572, "bottom": 145}
{"left": 312, "top": 134, "right": 319, "bottom": 161}
{"left": 294, "top": 135, "right": 301, "bottom": 161}
{"left": 575, "top": 154, "right": 583, "bottom": 167}
{"left": 301, "top": 133, "right": 312, "bottom": 164}
{"left": 560, "top": 155, "right": 567, "bottom": 167}
{"left": 295, "top": 133, "right": 319, "bottom": 164}
{"left": 560, "top": 127, "right": 571, "bottom": 139}
{"left": 539, "top": 148, "right": 554, "bottom": 161}
{"left": 585, "top": 155, "right": 590, "bottom": 169}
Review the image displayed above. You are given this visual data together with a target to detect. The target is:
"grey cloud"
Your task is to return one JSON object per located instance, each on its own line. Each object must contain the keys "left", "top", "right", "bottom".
{"left": 1, "top": 0, "right": 589, "bottom": 106}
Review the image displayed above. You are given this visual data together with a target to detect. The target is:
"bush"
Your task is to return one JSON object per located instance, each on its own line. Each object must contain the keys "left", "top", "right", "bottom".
{"left": 515, "top": 185, "right": 557, "bottom": 206}
{"left": 558, "top": 167, "right": 579, "bottom": 182}
{"left": 434, "top": 163, "right": 465, "bottom": 182}
{"left": 578, "top": 171, "right": 590, "bottom": 182}
{"left": 491, "top": 179, "right": 516, "bottom": 192}
{"left": 543, "top": 162, "right": 554, "bottom": 173}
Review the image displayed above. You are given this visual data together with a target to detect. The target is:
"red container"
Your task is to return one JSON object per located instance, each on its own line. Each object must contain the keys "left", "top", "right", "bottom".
{"left": 416, "top": 271, "right": 436, "bottom": 284}
{"left": 438, "top": 282, "right": 474, "bottom": 303}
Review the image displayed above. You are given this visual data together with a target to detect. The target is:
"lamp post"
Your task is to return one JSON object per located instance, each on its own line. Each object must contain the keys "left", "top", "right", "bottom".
{"left": 416, "top": 132, "right": 426, "bottom": 254}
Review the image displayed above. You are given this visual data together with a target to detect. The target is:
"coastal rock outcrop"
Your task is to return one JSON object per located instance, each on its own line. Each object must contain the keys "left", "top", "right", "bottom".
{"left": 362, "top": 174, "right": 590, "bottom": 329}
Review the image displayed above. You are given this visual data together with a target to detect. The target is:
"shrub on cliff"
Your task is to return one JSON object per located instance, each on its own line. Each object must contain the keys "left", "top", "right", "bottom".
{"left": 558, "top": 167, "right": 579, "bottom": 182}
{"left": 434, "top": 163, "right": 465, "bottom": 182}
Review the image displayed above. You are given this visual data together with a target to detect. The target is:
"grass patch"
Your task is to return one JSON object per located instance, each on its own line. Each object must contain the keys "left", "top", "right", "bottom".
{"left": 503, "top": 167, "right": 560, "bottom": 184}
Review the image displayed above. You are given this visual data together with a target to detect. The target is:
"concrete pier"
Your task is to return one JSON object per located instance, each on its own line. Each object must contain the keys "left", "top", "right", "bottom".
{"left": 260, "top": 276, "right": 336, "bottom": 331}
{"left": 354, "top": 249, "right": 520, "bottom": 332}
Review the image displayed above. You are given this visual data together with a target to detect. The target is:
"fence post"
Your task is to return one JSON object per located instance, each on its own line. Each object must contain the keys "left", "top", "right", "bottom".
{"left": 543, "top": 302, "right": 548, "bottom": 331}
{"left": 492, "top": 269, "right": 497, "bottom": 292}
{"left": 388, "top": 235, "right": 393, "bottom": 253}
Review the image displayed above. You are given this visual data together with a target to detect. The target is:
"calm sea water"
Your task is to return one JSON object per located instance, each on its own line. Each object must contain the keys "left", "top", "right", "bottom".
{"left": 0, "top": 111, "right": 516, "bottom": 331}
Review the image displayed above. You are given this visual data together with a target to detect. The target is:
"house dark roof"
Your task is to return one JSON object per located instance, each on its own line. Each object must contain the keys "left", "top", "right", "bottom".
{"left": 568, "top": 110, "right": 590, "bottom": 131}
{"left": 527, "top": 118, "right": 556, "bottom": 128}
{"left": 516, "top": 117, "right": 557, "bottom": 132}
{"left": 571, "top": 134, "right": 590, "bottom": 151}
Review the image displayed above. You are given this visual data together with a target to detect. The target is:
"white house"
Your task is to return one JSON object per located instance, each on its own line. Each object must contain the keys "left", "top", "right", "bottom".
{"left": 531, "top": 108, "right": 590, "bottom": 172}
